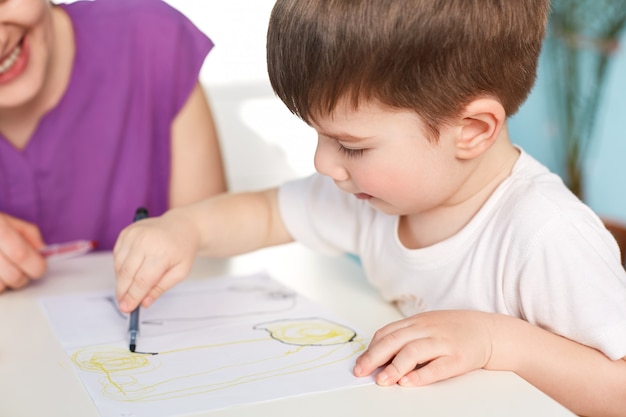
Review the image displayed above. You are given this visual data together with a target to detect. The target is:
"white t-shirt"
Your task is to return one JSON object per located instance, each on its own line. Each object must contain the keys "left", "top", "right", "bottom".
{"left": 278, "top": 149, "right": 626, "bottom": 360}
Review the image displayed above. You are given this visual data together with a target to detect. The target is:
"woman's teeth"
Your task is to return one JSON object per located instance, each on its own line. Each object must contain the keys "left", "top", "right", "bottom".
{"left": 0, "top": 44, "right": 22, "bottom": 74}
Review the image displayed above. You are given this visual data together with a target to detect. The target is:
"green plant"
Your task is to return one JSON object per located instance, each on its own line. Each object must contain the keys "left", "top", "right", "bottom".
{"left": 546, "top": 0, "right": 626, "bottom": 199}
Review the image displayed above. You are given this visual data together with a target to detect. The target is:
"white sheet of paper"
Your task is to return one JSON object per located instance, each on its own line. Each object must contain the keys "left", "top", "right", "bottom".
{"left": 39, "top": 272, "right": 373, "bottom": 417}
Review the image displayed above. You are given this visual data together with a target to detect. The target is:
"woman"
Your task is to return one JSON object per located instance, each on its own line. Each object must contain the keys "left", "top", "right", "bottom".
{"left": 0, "top": 0, "right": 227, "bottom": 292}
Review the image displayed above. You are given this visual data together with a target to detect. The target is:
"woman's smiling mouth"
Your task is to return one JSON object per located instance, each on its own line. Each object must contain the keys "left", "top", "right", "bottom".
{"left": 0, "top": 37, "right": 28, "bottom": 83}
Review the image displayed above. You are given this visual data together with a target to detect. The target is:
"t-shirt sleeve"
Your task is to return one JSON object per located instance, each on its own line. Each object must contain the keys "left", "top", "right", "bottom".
{"left": 515, "top": 215, "right": 626, "bottom": 360}
{"left": 132, "top": 0, "right": 214, "bottom": 118}
{"left": 278, "top": 174, "right": 364, "bottom": 256}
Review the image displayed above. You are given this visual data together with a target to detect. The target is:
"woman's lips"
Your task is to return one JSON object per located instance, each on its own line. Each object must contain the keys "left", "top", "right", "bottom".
{"left": 0, "top": 37, "right": 28, "bottom": 84}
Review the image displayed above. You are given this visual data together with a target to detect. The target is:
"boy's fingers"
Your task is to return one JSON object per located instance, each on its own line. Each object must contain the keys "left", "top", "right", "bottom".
{"left": 119, "top": 256, "right": 171, "bottom": 312}
{"left": 369, "top": 317, "right": 418, "bottom": 344}
{"left": 398, "top": 356, "right": 460, "bottom": 387}
{"left": 376, "top": 338, "right": 439, "bottom": 385}
{"left": 114, "top": 252, "right": 142, "bottom": 304}
{"left": 355, "top": 324, "right": 432, "bottom": 377}
{"left": 141, "top": 262, "right": 193, "bottom": 308}
{"left": 355, "top": 339, "right": 402, "bottom": 377}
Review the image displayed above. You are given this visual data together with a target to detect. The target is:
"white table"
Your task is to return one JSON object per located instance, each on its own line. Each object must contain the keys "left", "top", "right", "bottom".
{"left": 0, "top": 243, "right": 575, "bottom": 417}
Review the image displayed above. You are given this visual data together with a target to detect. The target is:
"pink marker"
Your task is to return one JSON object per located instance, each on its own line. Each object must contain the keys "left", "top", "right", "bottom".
{"left": 39, "top": 240, "right": 97, "bottom": 260}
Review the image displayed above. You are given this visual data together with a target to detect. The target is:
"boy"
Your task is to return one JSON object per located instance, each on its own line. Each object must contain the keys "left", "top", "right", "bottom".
{"left": 114, "top": 1, "right": 626, "bottom": 415}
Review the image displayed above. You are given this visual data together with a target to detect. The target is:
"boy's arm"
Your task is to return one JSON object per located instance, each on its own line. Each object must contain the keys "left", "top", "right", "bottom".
{"left": 490, "top": 314, "right": 626, "bottom": 417}
{"left": 354, "top": 311, "right": 626, "bottom": 417}
{"left": 114, "top": 188, "right": 292, "bottom": 313}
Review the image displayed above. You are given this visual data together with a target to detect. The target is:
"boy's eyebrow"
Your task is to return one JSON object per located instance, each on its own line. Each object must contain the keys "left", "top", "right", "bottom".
{"left": 318, "top": 130, "right": 371, "bottom": 142}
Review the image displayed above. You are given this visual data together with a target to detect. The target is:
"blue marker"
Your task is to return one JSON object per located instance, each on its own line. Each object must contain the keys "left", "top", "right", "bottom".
{"left": 128, "top": 207, "right": 149, "bottom": 353}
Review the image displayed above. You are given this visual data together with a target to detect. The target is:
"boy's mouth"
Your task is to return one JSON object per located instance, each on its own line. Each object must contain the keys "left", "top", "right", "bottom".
{"left": 354, "top": 193, "right": 372, "bottom": 200}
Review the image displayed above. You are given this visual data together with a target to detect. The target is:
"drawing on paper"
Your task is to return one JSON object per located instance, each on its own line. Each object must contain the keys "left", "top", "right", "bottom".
{"left": 71, "top": 318, "right": 364, "bottom": 402}
{"left": 39, "top": 272, "right": 372, "bottom": 417}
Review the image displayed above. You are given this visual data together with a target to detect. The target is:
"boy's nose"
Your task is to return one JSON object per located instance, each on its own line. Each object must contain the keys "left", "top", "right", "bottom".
{"left": 314, "top": 138, "right": 350, "bottom": 182}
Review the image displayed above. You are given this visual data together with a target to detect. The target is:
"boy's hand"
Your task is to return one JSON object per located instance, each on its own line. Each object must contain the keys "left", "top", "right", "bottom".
{"left": 0, "top": 213, "right": 47, "bottom": 293}
{"left": 114, "top": 209, "right": 201, "bottom": 313}
{"left": 353, "top": 310, "right": 496, "bottom": 386}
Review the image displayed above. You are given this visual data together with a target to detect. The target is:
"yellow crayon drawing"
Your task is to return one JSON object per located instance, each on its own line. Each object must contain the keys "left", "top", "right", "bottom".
{"left": 71, "top": 318, "right": 365, "bottom": 402}
{"left": 41, "top": 273, "right": 372, "bottom": 416}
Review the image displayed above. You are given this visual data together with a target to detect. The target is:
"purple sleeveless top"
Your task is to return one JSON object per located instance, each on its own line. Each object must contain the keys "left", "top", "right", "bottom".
{"left": 0, "top": 0, "right": 213, "bottom": 249}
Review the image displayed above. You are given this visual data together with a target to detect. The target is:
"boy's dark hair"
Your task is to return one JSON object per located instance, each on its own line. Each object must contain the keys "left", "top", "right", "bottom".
{"left": 267, "top": 0, "right": 550, "bottom": 139}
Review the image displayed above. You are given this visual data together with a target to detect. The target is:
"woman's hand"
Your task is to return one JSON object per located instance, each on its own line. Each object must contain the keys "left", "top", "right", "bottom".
{"left": 0, "top": 213, "right": 47, "bottom": 293}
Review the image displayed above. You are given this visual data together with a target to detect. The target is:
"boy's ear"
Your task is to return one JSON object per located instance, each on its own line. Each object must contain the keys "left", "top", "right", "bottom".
{"left": 455, "top": 98, "right": 506, "bottom": 160}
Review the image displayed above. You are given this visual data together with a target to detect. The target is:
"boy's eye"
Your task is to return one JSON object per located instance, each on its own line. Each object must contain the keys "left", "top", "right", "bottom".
{"left": 337, "top": 144, "right": 366, "bottom": 158}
